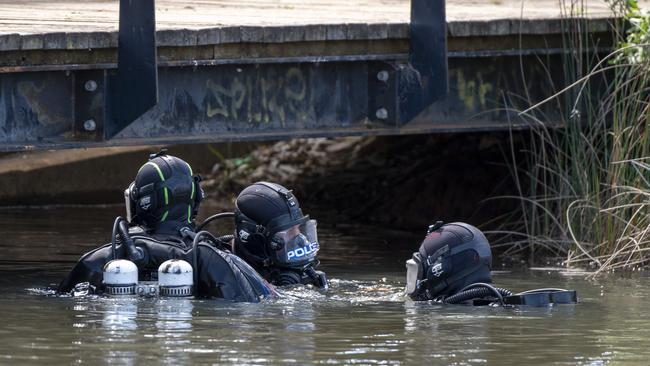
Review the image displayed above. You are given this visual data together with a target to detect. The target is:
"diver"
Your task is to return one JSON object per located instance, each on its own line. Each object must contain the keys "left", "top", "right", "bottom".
{"left": 198, "top": 182, "right": 327, "bottom": 288}
{"left": 58, "top": 151, "right": 276, "bottom": 302}
{"left": 405, "top": 221, "right": 577, "bottom": 307}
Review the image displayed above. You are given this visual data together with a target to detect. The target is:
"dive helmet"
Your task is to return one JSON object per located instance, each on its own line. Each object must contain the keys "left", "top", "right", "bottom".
{"left": 405, "top": 222, "right": 492, "bottom": 301}
{"left": 125, "top": 151, "right": 203, "bottom": 231}
{"left": 234, "top": 182, "right": 319, "bottom": 271}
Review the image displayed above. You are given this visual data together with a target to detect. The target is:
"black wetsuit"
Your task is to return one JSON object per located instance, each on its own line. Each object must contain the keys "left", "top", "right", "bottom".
{"left": 58, "top": 227, "right": 276, "bottom": 302}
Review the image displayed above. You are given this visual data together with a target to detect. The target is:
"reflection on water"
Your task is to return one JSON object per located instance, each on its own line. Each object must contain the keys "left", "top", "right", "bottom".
{"left": 1, "top": 206, "right": 650, "bottom": 364}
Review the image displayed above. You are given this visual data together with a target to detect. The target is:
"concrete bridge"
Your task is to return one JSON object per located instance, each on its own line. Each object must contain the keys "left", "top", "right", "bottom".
{"left": 0, "top": 0, "right": 623, "bottom": 151}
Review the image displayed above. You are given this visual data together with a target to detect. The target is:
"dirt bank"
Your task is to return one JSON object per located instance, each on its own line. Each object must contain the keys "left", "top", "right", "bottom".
{"left": 0, "top": 143, "right": 257, "bottom": 206}
{"left": 0, "top": 132, "right": 525, "bottom": 235}
{"left": 204, "top": 132, "right": 524, "bottom": 230}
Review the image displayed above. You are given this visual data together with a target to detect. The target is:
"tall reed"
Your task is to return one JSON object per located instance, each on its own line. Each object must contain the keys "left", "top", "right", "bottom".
{"left": 493, "top": 0, "right": 650, "bottom": 275}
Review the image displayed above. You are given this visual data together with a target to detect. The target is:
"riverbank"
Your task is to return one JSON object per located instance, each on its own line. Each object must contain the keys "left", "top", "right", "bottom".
{"left": 0, "top": 132, "right": 524, "bottom": 231}
{"left": 0, "top": 143, "right": 255, "bottom": 205}
{"left": 203, "top": 133, "right": 525, "bottom": 231}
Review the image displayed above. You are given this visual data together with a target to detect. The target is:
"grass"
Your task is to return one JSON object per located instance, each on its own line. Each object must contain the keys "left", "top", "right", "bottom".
{"left": 489, "top": 0, "right": 650, "bottom": 276}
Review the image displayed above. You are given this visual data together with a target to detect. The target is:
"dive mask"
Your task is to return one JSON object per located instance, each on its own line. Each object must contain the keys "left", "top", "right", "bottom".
{"left": 270, "top": 219, "right": 319, "bottom": 267}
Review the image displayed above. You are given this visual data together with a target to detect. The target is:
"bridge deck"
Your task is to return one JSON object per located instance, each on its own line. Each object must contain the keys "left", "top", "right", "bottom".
{"left": 0, "top": 0, "right": 632, "bottom": 151}
{"left": 0, "top": 0, "right": 622, "bottom": 31}
{"left": 0, "top": 0, "right": 631, "bottom": 67}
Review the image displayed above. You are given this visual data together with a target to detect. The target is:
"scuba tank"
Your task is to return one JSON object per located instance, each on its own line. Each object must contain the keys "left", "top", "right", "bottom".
{"left": 103, "top": 258, "right": 194, "bottom": 298}
{"left": 102, "top": 216, "right": 195, "bottom": 298}
{"left": 98, "top": 216, "right": 276, "bottom": 300}
{"left": 103, "top": 259, "right": 138, "bottom": 295}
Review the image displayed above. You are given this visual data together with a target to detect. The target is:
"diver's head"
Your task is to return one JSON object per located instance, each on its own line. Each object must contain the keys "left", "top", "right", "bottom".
{"left": 125, "top": 151, "right": 203, "bottom": 233}
{"left": 405, "top": 222, "right": 492, "bottom": 301}
{"left": 233, "top": 182, "right": 321, "bottom": 285}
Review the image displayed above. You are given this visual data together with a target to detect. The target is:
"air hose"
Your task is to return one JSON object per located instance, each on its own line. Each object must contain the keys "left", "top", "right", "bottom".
{"left": 443, "top": 283, "right": 513, "bottom": 305}
{"left": 196, "top": 212, "right": 235, "bottom": 231}
{"left": 111, "top": 216, "right": 144, "bottom": 263}
{"left": 181, "top": 229, "right": 234, "bottom": 293}
{"left": 180, "top": 228, "right": 200, "bottom": 293}
{"left": 215, "top": 234, "right": 234, "bottom": 247}
{"left": 276, "top": 271, "right": 302, "bottom": 286}
{"left": 111, "top": 217, "right": 121, "bottom": 260}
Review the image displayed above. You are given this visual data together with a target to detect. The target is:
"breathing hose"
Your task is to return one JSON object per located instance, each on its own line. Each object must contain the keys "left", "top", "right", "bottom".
{"left": 443, "top": 283, "right": 513, "bottom": 305}
{"left": 111, "top": 217, "right": 121, "bottom": 260}
{"left": 193, "top": 231, "right": 232, "bottom": 250}
{"left": 196, "top": 212, "right": 235, "bottom": 231}
{"left": 180, "top": 227, "right": 199, "bottom": 294}
{"left": 215, "top": 234, "right": 235, "bottom": 247}
{"left": 111, "top": 216, "right": 144, "bottom": 263}
{"left": 186, "top": 229, "right": 232, "bottom": 293}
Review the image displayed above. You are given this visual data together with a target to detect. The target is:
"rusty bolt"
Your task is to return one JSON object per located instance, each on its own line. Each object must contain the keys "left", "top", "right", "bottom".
{"left": 377, "top": 71, "right": 389, "bottom": 82}
{"left": 84, "top": 80, "right": 98, "bottom": 92}
{"left": 83, "top": 119, "right": 97, "bottom": 132}
{"left": 375, "top": 108, "right": 388, "bottom": 120}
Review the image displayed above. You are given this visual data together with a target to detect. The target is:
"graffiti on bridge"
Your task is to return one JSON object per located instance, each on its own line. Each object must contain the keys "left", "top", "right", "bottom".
{"left": 204, "top": 67, "right": 316, "bottom": 126}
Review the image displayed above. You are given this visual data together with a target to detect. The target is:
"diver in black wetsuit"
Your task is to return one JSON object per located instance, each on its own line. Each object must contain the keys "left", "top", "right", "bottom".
{"left": 58, "top": 152, "right": 276, "bottom": 302}
{"left": 200, "top": 182, "right": 327, "bottom": 288}
{"left": 405, "top": 222, "right": 577, "bottom": 307}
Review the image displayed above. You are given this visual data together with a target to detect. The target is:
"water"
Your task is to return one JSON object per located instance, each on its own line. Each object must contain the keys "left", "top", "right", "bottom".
{"left": 1, "top": 206, "right": 650, "bottom": 365}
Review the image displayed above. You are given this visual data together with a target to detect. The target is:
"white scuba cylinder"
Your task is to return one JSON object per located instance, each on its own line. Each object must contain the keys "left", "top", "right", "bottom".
{"left": 158, "top": 259, "right": 193, "bottom": 297}
{"left": 103, "top": 259, "right": 138, "bottom": 295}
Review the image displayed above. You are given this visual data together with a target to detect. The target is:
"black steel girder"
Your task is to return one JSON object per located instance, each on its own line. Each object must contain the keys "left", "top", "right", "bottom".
{"left": 0, "top": 0, "right": 449, "bottom": 150}
{"left": 0, "top": 52, "right": 569, "bottom": 151}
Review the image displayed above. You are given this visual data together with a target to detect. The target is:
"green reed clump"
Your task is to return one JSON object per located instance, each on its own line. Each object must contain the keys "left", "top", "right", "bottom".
{"left": 493, "top": 0, "right": 650, "bottom": 275}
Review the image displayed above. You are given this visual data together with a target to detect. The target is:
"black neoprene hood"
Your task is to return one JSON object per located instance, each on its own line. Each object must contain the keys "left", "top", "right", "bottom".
{"left": 415, "top": 222, "right": 493, "bottom": 299}
{"left": 129, "top": 154, "right": 202, "bottom": 231}
{"left": 233, "top": 182, "right": 326, "bottom": 287}
{"left": 235, "top": 182, "right": 307, "bottom": 234}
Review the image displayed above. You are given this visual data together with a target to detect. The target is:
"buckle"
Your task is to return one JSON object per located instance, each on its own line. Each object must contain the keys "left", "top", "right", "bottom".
{"left": 427, "top": 220, "right": 444, "bottom": 234}
{"left": 149, "top": 149, "right": 168, "bottom": 160}
{"left": 255, "top": 225, "right": 267, "bottom": 235}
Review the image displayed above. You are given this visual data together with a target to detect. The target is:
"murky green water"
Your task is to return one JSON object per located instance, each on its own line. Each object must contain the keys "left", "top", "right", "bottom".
{"left": 1, "top": 206, "right": 649, "bottom": 365}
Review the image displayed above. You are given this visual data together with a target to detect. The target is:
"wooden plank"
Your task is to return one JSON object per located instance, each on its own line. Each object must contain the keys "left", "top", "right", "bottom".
{"left": 0, "top": 0, "right": 634, "bottom": 70}
{"left": 0, "top": 0, "right": 636, "bottom": 52}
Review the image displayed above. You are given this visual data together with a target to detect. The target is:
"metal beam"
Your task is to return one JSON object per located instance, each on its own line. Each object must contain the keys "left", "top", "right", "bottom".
{"left": 0, "top": 0, "right": 452, "bottom": 150}
{"left": 107, "top": 0, "right": 158, "bottom": 139}
{"left": 402, "top": 0, "right": 448, "bottom": 123}
{"left": 100, "top": 0, "right": 447, "bottom": 144}
{"left": 0, "top": 53, "right": 567, "bottom": 151}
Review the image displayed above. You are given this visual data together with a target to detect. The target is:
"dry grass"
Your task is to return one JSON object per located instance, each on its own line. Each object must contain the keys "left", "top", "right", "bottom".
{"left": 492, "top": 0, "right": 650, "bottom": 276}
